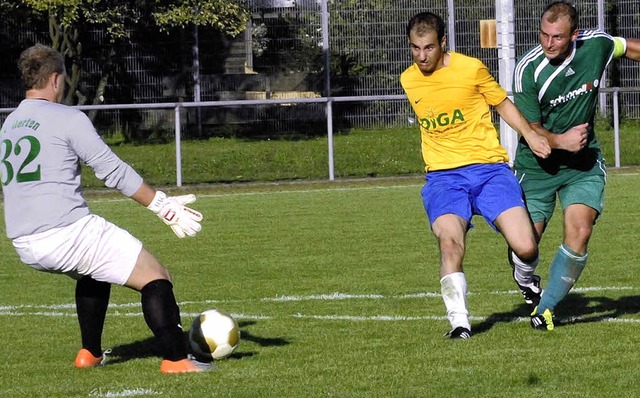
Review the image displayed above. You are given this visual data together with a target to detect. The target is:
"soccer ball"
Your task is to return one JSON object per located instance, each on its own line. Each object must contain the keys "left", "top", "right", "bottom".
{"left": 189, "top": 309, "right": 240, "bottom": 361}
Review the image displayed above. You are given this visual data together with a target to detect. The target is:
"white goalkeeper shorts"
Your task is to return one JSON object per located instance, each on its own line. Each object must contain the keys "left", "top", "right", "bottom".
{"left": 12, "top": 214, "right": 142, "bottom": 285}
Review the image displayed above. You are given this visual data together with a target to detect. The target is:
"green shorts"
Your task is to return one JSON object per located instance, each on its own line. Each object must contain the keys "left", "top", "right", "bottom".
{"left": 514, "top": 157, "right": 607, "bottom": 224}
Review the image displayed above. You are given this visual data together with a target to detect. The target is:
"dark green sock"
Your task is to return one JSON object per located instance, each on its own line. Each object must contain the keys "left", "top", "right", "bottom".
{"left": 537, "top": 243, "right": 587, "bottom": 313}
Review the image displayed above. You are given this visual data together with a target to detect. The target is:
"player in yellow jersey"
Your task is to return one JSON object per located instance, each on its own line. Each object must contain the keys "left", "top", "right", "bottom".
{"left": 400, "top": 12, "right": 551, "bottom": 339}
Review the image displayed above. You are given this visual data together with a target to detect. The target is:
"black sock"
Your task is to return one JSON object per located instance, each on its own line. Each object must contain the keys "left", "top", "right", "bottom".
{"left": 140, "top": 279, "right": 187, "bottom": 361}
{"left": 75, "top": 276, "right": 111, "bottom": 358}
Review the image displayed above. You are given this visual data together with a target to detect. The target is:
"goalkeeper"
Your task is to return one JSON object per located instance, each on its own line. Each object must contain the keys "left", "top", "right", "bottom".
{"left": 0, "top": 44, "right": 208, "bottom": 373}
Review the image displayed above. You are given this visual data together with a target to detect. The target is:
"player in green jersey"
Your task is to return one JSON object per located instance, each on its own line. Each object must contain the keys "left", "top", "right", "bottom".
{"left": 512, "top": 1, "right": 640, "bottom": 330}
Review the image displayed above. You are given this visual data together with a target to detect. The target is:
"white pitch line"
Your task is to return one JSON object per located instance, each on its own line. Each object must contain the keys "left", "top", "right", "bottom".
{"left": 0, "top": 310, "right": 269, "bottom": 320}
{"left": 265, "top": 292, "right": 386, "bottom": 301}
{"left": 292, "top": 314, "right": 640, "bottom": 324}
{"left": 75, "top": 182, "right": 421, "bottom": 204}
{"left": 0, "top": 285, "right": 638, "bottom": 326}
{"left": 260, "top": 286, "right": 635, "bottom": 302}
{"left": 2, "top": 310, "right": 639, "bottom": 325}
{"left": 292, "top": 313, "right": 456, "bottom": 321}
{"left": 567, "top": 286, "right": 635, "bottom": 293}
{"left": 89, "top": 388, "right": 161, "bottom": 397}
{"left": 0, "top": 311, "right": 75, "bottom": 317}
{"left": 0, "top": 286, "right": 636, "bottom": 312}
{"left": 195, "top": 184, "right": 421, "bottom": 199}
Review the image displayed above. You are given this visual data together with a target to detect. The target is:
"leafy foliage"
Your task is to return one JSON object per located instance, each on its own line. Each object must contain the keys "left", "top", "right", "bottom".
{"left": 2, "top": 0, "right": 250, "bottom": 106}
{"left": 152, "top": 0, "right": 249, "bottom": 36}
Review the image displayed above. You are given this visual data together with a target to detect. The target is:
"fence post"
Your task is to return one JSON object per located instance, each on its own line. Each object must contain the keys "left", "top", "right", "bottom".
{"left": 496, "top": 0, "right": 517, "bottom": 166}
{"left": 321, "top": 0, "right": 334, "bottom": 180}
{"left": 447, "top": 0, "right": 456, "bottom": 51}
{"left": 613, "top": 88, "right": 620, "bottom": 168}
{"left": 175, "top": 105, "right": 183, "bottom": 187}
{"left": 597, "top": 0, "right": 607, "bottom": 116}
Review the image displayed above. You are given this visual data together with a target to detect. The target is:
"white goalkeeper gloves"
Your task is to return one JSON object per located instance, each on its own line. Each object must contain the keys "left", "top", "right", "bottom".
{"left": 147, "top": 191, "right": 203, "bottom": 238}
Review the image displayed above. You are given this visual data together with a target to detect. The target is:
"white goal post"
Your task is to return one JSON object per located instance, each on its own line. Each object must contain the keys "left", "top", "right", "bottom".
{"left": 495, "top": 0, "right": 518, "bottom": 167}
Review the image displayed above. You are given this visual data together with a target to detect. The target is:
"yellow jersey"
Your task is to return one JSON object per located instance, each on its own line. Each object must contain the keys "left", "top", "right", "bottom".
{"left": 400, "top": 52, "right": 509, "bottom": 172}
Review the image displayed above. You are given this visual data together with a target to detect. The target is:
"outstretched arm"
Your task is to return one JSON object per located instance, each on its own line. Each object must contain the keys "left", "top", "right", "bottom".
{"left": 617, "top": 37, "right": 640, "bottom": 61}
{"left": 130, "top": 182, "right": 157, "bottom": 206}
{"left": 494, "top": 98, "right": 550, "bottom": 159}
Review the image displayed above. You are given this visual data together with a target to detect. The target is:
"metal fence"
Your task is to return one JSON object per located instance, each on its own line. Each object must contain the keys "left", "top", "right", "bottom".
{"left": 240, "top": 0, "right": 640, "bottom": 127}
{"left": 1, "top": 86, "right": 634, "bottom": 186}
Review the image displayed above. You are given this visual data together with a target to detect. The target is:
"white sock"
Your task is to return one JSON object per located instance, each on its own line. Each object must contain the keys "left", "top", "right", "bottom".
{"left": 511, "top": 251, "right": 539, "bottom": 286}
{"left": 440, "top": 272, "right": 470, "bottom": 330}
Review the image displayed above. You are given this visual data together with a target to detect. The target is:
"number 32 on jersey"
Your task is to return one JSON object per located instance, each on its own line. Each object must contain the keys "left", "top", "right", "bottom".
{"left": 0, "top": 134, "right": 42, "bottom": 185}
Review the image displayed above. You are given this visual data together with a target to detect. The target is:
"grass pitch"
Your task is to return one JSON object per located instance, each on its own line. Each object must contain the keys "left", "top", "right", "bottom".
{"left": 1, "top": 173, "right": 640, "bottom": 397}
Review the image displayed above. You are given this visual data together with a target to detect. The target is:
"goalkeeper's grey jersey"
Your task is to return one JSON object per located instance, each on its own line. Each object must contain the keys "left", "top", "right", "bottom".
{"left": 0, "top": 99, "right": 144, "bottom": 238}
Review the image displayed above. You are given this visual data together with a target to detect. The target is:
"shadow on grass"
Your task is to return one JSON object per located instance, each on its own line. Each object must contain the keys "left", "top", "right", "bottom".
{"left": 471, "top": 304, "right": 529, "bottom": 336}
{"left": 105, "top": 320, "right": 291, "bottom": 366}
{"left": 471, "top": 293, "right": 640, "bottom": 336}
{"left": 555, "top": 293, "right": 640, "bottom": 324}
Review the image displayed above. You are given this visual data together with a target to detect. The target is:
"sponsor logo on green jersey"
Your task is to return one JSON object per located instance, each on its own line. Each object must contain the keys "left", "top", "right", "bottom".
{"left": 549, "top": 79, "right": 599, "bottom": 108}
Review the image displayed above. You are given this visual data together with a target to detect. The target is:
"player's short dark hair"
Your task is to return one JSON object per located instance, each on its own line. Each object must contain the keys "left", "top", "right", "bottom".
{"left": 407, "top": 12, "right": 445, "bottom": 42}
{"left": 541, "top": 1, "right": 578, "bottom": 33}
{"left": 18, "top": 44, "right": 65, "bottom": 90}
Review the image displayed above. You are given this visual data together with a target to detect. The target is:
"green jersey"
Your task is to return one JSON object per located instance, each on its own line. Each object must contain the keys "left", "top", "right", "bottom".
{"left": 513, "top": 30, "right": 615, "bottom": 174}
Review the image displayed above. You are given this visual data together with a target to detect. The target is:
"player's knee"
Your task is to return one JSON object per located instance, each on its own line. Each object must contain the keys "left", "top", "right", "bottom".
{"left": 438, "top": 236, "right": 465, "bottom": 258}
{"left": 512, "top": 244, "right": 538, "bottom": 264}
{"left": 568, "top": 223, "right": 593, "bottom": 246}
{"left": 126, "top": 249, "right": 172, "bottom": 290}
{"left": 138, "top": 263, "right": 171, "bottom": 284}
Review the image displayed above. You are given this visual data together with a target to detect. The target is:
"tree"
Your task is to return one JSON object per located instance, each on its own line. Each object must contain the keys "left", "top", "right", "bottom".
{"left": 2, "top": 0, "right": 249, "bottom": 109}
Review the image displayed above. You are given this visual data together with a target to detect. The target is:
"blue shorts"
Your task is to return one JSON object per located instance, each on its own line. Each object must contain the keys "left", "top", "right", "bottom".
{"left": 421, "top": 163, "right": 526, "bottom": 231}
